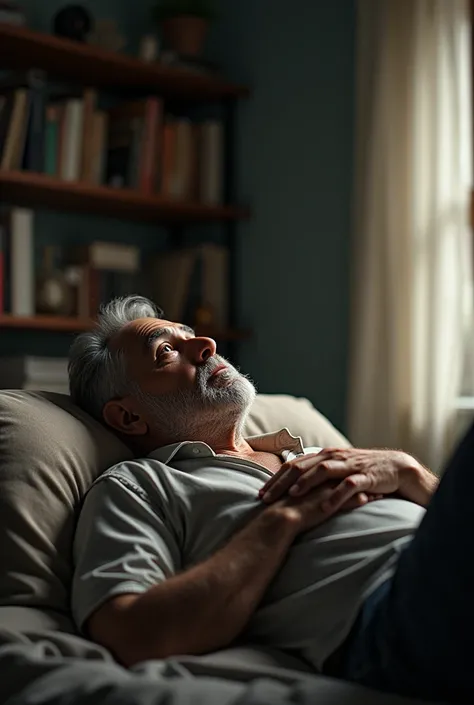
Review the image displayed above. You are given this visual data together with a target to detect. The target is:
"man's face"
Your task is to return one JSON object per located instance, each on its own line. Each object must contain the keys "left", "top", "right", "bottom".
{"left": 109, "top": 317, "right": 256, "bottom": 443}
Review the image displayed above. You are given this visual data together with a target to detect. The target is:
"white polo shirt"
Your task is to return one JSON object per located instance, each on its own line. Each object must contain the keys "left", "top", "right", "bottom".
{"left": 72, "top": 428, "right": 425, "bottom": 670}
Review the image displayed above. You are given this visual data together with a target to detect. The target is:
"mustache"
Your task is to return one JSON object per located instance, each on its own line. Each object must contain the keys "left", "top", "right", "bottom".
{"left": 196, "top": 355, "right": 231, "bottom": 383}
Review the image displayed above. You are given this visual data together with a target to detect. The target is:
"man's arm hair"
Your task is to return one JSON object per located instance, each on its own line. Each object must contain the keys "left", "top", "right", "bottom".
{"left": 87, "top": 505, "right": 299, "bottom": 667}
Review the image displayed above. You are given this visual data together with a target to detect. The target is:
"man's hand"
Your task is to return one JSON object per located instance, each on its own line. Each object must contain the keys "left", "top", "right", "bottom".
{"left": 259, "top": 448, "right": 437, "bottom": 508}
{"left": 267, "top": 478, "right": 380, "bottom": 534}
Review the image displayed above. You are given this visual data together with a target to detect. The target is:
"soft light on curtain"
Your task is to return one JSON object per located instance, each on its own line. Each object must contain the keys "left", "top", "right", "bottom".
{"left": 348, "top": 0, "right": 473, "bottom": 472}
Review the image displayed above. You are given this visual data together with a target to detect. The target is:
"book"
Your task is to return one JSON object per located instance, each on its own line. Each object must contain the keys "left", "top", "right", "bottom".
{"left": 139, "top": 97, "right": 162, "bottom": 193}
{"left": 127, "top": 116, "right": 142, "bottom": 188}
{"left": 0, "top": 70, "right": 47, "bottom": 172}
{"left": 0, "top": 92, "right": 14, "bottom": 160}
{"left": 44, "top": 104, "right": 60, "bottom": 176}
{"left": 55, "top": 103, "right": 67, "bottom": 176}
{"left": 106, "top": 98, "right": 162, "bottom": 192}
{"left": 149, "top": 249, "right": 197, "bottom": 322}
{"left": 21, "top": 70, "right": 47, "bottom": 172}
{"left": 199, "top": 120, "right": 223, "bottom": 205}
{"left": 10, "top": 208, "right": 34, "bottom": 316}
{"left": 80, "top": 88, "right": 97, "bottom": 182}
{"left": 174, "top": 119, "right": 195, "bottom": 200}
{"left": 161, "top": 119, "right": 195, "bottom": 200}
{"left": 76, "top": 264, "right": 100, "bottom": 318}
{"left": 1, "top": 88, "right": 29, "bottom": 170}
{"left": 89, "top": 110, "right": 108, "bottom": 185}
{"left": 11, "top": 90, "right": 30, "bottom": 170}
{"left": 59, "top": 99, "right": 84, "bottom": 181}
{"left": 72, "top": 241, "right": 140, "bottom": 272}
{"left": 161, "top": 120, "right": 177, "bottom": 197}
{"left": 198, "top": 242, "right": 229, "bottom": 329}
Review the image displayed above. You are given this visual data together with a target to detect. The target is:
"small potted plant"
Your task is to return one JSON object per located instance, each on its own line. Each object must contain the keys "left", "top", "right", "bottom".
{"left": 152, "top": 0, "right": 217, "bottom": 57}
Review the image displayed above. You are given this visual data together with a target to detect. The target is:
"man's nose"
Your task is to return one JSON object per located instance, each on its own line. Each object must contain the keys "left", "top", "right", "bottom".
{"left": 186, "top": 336, "right": 217, "bottom": 363}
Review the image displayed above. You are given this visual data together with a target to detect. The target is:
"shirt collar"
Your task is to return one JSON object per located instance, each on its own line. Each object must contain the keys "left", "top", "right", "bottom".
{"left": 148, "top": 427, "right": 305, "bottom": 465}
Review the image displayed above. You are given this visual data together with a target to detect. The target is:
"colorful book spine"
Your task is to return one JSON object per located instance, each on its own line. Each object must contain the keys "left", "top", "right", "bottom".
{"left": 44, "top": 105, "right": 59, "bottom": 176}
{"left": 161, "top": 121, "right": 177, "bottom": 197}
{"left": 1, "top": 89, "right": 28, "bottom": 170}
{"left": 60, "top": 99, "right": 84, "bottom": 181}
{"left": 22, "top": 70, "right": 46, "bottom": 172}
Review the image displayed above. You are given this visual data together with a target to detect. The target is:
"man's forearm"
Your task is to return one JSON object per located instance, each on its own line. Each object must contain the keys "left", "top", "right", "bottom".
{"left": 120, "top": 506, "right": 298, "bottom": 665}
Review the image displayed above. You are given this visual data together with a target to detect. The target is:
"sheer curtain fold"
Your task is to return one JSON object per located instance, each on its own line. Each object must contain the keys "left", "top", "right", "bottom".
{"left": 349, "top": 0, "right": 473, "bottom": 471}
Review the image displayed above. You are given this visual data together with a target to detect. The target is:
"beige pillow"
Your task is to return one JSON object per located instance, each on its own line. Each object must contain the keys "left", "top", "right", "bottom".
{"left": 244, "top": 394, "right": 351, "bottom": 449}
{"left": 0, "top": 391, "right": 132, "bottom": 632}
{"left": 0, "top": 390, "right": 350, "bottom": 633}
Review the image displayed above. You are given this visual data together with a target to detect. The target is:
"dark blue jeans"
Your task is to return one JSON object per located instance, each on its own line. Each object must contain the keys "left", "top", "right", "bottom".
{"left": 338, "top": 423, "right": 474, "bottom": 704}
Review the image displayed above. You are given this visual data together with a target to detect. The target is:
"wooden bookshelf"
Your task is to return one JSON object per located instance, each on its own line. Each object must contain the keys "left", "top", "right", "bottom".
{"left": 0, "top": 171, "right": 250, "bottom": 224}
{"left": 0, "top": 23, "right": 249, "bottom": 100}
{"left": 0, "top": 314, "right": 251, "bottom": 340}
{"left": 0, "top": 24, "right": 251, "bottom": 344}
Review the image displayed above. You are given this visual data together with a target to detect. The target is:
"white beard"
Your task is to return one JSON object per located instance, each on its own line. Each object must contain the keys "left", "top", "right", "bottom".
{"left": 134, "top": 355, "right": 256, "bottom": 444}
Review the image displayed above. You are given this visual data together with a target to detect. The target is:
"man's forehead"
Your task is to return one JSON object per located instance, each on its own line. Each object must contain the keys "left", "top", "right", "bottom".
{"left": 111, "top": 317, "right": 177, "bottom": 351}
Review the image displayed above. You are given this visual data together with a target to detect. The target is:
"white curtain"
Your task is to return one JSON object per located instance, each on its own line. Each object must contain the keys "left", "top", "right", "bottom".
{"left": 348, "top": 0, "right": 473, "bottom": 472}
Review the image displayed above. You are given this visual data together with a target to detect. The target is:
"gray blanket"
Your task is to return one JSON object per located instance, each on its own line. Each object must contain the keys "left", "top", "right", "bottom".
{"left": 0, "top": 628, "right": 445, "bottom": 705}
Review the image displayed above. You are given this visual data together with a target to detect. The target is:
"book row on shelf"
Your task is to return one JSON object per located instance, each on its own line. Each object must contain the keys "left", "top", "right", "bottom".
{"left": 0, "top": 207, "right": 230, "bottom": 329}
{"left": 0, "top": 70, "right": 225, "bottom": 204}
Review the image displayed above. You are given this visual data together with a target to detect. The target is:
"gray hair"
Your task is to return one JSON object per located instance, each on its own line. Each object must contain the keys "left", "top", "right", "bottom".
{"left": 68, "top": 295, "right": 163, "bottom": 421}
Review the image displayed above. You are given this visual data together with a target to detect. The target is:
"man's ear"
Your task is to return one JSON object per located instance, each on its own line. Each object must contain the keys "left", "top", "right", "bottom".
{"left": 103, "top": 397, "right": 149, "bottom": 436}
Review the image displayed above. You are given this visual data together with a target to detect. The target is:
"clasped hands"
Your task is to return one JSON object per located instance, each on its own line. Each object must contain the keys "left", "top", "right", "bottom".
{"left": 258, "top": 448, "right": 421, "bottom": 516}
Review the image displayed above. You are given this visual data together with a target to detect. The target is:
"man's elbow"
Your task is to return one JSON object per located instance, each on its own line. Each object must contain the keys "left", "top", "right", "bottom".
{"left": 86, "top": 594, "right": 172, "bottom": 667}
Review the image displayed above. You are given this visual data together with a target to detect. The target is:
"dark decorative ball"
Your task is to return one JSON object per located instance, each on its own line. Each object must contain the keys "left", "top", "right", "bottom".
{"left": 53, "top": 5, "right": 93, "bottom": 42}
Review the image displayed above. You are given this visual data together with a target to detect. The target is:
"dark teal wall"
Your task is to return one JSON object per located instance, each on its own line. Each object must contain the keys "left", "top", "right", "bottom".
{"left": 9, "top": 0, "right": 355, "bottom": 431}
{"left": 209, "top": 1, "right": 355, "bottom": 432}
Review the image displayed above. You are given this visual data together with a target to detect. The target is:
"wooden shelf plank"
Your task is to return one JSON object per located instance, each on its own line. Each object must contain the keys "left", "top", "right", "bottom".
{"left": 0, "top": 171, "right": 250, "bottom": 223}
{"left": 0, "top": 315, "right": 92, "bottom": 332}
{"left": 0, "top": 23, "right": 249, "bottom": 100}
{"left": 0, "top": 315, "right": 251, "bottom": 340}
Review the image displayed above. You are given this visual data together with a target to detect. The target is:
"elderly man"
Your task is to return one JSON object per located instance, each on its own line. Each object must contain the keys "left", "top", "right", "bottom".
{"left": 70, "top": 295, "right": 470, "bottom": 704}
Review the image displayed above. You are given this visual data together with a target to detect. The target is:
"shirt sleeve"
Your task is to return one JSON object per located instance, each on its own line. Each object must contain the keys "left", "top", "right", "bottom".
{"left": 71, "top": 470, "right": 181, "bottom": 633}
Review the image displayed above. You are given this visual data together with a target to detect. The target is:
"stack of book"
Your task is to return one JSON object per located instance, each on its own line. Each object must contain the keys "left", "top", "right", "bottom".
{"left": 0, "top": 356, "right": 69, "bottom": 393}
{"left": 105, "top": 99, "right": 223, "bottom": 203}
{"left": 0, "top": 71, "right": 224, "bottom": 204}
{"left": 0, "top": 206, "right": 140, "bottom": 318}
{"left": 0, "top": 72, "right": 108, "bottom": 183}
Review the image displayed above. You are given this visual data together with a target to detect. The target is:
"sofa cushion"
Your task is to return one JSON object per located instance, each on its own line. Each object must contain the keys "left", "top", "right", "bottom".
{"left": 0, "top": 390, "right": 350, "bottom": 632}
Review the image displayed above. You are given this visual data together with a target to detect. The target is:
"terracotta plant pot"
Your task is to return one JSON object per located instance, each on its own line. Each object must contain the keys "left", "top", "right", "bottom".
{"left": 161, "top": 15, "right": 208, "bottom": 57}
